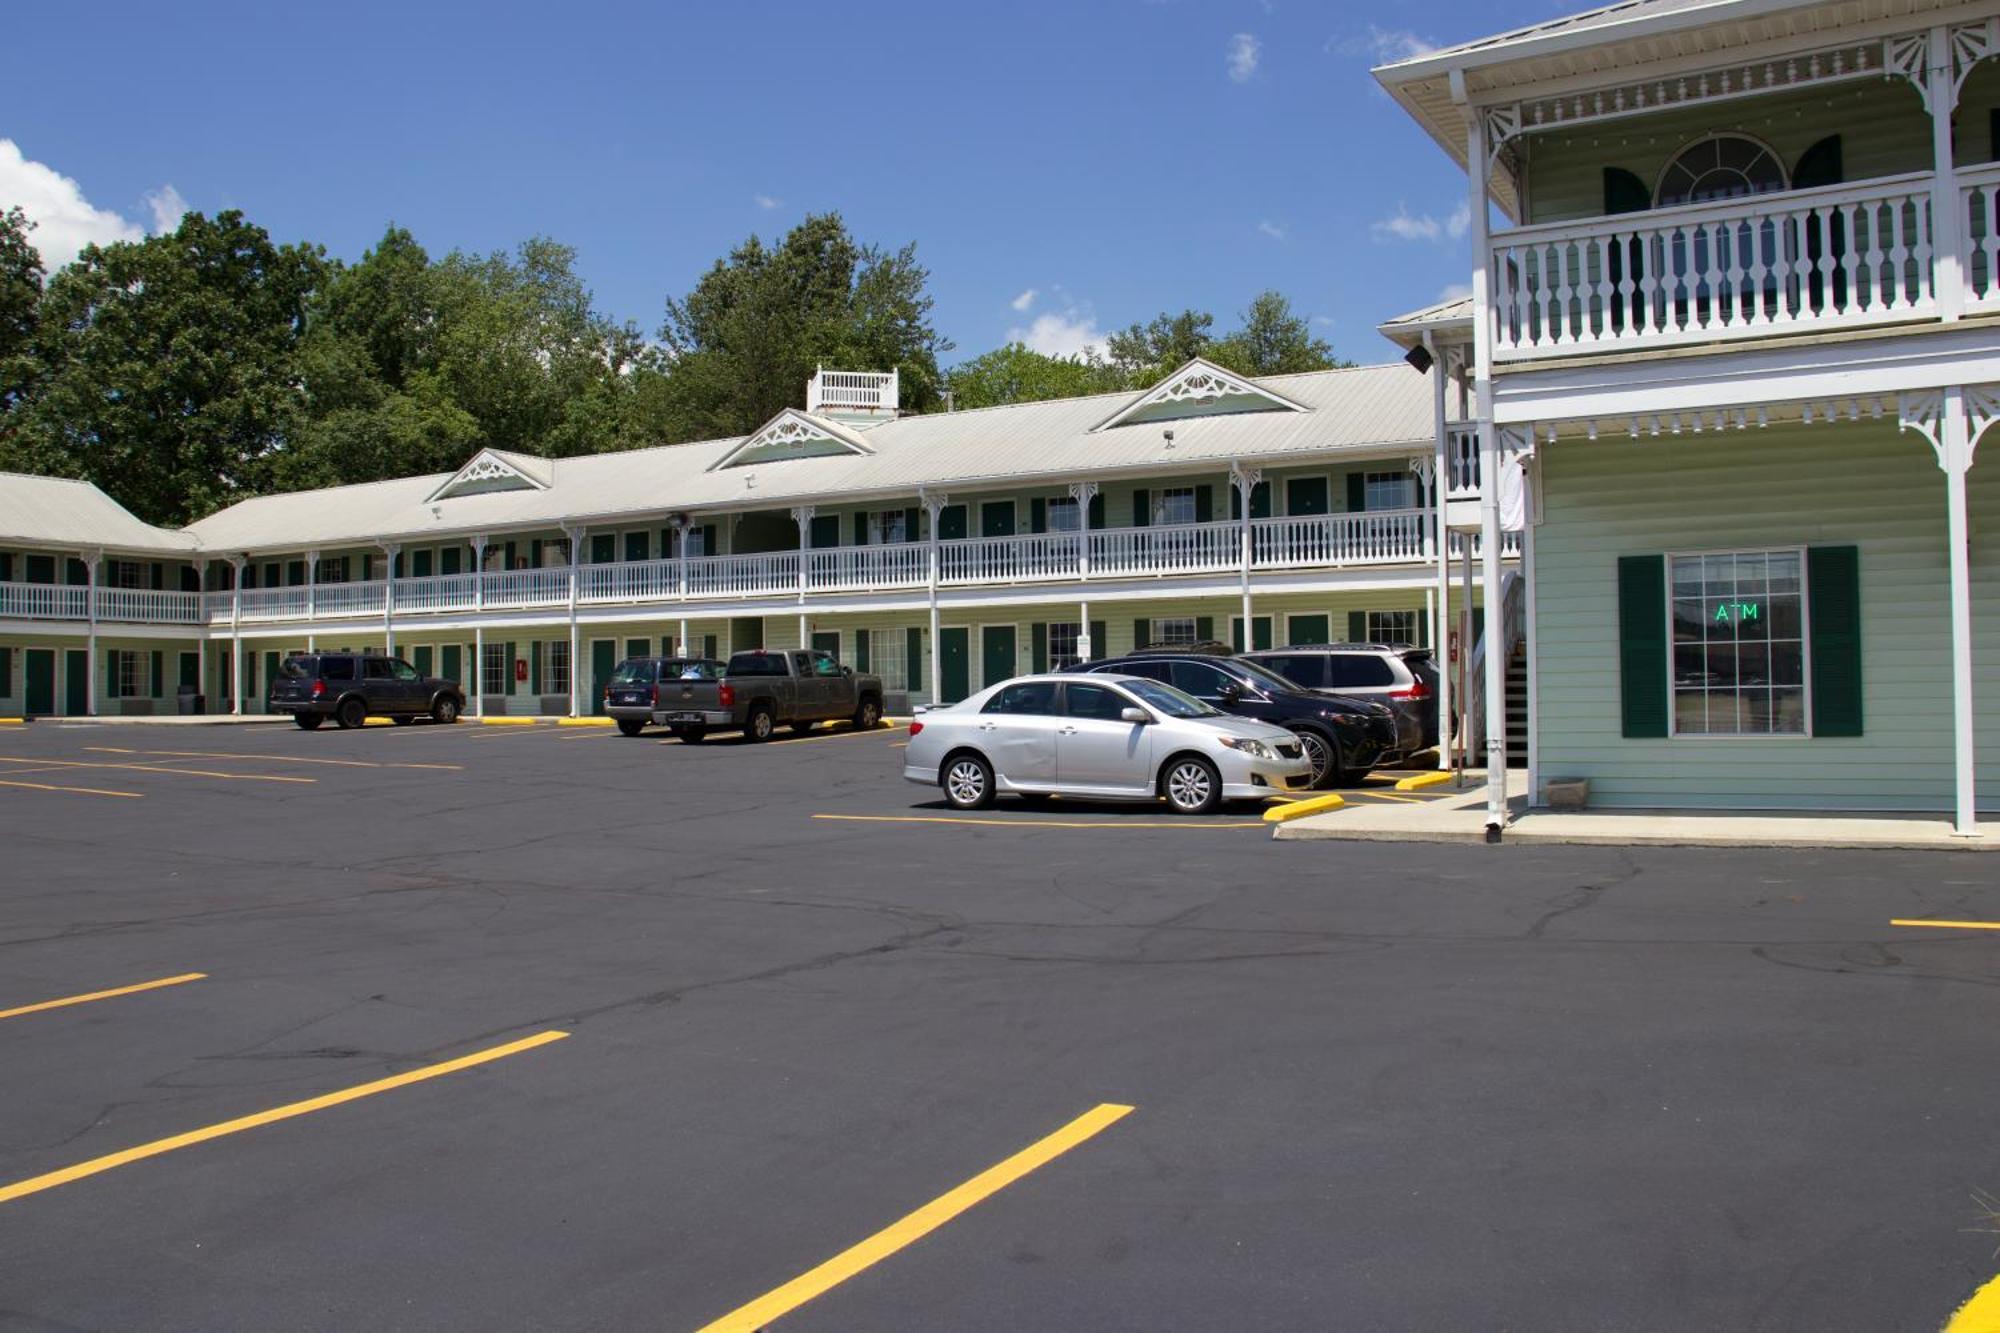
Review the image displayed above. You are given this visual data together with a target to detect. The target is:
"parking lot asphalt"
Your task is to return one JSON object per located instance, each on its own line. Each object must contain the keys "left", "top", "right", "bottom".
{"left": 2, "top": 717, "right": 1999, "bottom": 1331}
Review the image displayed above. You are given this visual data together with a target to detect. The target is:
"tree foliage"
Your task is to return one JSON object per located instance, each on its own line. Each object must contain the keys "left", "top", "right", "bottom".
{"left": 0, "top": 206, "right": 41, "bottom": 415}
{"left": 1098, "top": 291, "right": 1345, "bottom": 387}
{"left": 946, "top": 342, "right": 1124, "bottom": 411}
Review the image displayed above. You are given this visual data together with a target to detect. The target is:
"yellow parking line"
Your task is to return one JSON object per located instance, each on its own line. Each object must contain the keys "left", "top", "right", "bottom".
{"left": 86, "top": 746, "right": 463, "bottom": 772}
{"left": 1890, "top": 919, "right": 2000, "bottom": 931}
{"left": 477, "top": 716, "right": 542, "bottom": 726}
{"left": 813, "top": 813, "right": 1264, "bottom": 830}
{"left": 0, "top": 1030, "right": 569, "bottom": 1206}
{"left": 695, "top": 1103, "right": 1134, "bottom": 1333}
{"left": 1346, "top": 790, "right": 1426, "bottom": 804}
{"left": 0, "top": 776, "right": 143, "bottom": 799}
{"left": 0, "top": 756, "right": 312, "bottom": 784}
{"left": 557, "top": 716, "right": 614, "bottom": 727}
{"left": 0, "top": 972, "right": 206, "bottom": 1023}
{"left": 1946, "top": 1273, "right": 2000, "bottom": 1331}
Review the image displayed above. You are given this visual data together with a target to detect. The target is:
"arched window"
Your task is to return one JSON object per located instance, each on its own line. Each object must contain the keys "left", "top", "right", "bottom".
{"left": 1654, "top": 134, "right": 1788, "bottom": 207}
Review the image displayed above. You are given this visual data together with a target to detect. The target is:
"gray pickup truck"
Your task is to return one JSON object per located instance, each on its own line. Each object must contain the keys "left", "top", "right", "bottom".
{"left": 661, "top": 648, "right": 885, "bottom": 742}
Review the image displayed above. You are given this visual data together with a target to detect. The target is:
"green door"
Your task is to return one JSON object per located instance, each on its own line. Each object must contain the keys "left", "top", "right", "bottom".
{"left": 1287, "top": 477, "right": 1330, "bottom": 516}
{"left": 940, "top": 627, "right": 971, "bottom": 703}
{"left": 811, "top": 631, "right": 841, "bottom": 659}
{"left": 981, "top": 501, "right": 1016, "bottom": 537}
{"left": 263, "top": 652, "right": 280, "bottom": 711}
{"left": 414, "top": 645, "right": 434, "bottom": 676}
{"left": 591, "top": 639, "right": 617, "bottom": 714}
{"left": 25, "top": 648, "right": 55, "bottom": 716}
{"left": 64, "top": 649, "right": 88, "bottom": 716}
{"left": 938, "top": 506, "right": 967, "bottom": 541}
{"left": 1289, "top": 614, "right": 1331, "bottom": 646}
{"left": 625, "top": 638, "right": 649, "bottom": 659}
{"left": 441, "top": 644, "right": 462, "bottom": 687}
{"left": 980, "top": 624, "right": 1016, "bottom": 690}
{"left": 1233, "top": 616, "right": 1274, "bottom": 651}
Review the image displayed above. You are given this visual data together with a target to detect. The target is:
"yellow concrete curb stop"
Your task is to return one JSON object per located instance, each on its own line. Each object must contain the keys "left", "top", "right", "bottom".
{"left": 1262, "top": 793, "right": 1346, "bottom": 824}
{"left": 0, "top": 717, "right": 26, "bottom": 725}
{"left": 1394, "top": 771, "right": 1454, "bottom": 791}
{"left": 557, "top": 717, "right": 615, "bottom": 727}
{"left": 476, "top": 717, "right": 542, "bottom": 726}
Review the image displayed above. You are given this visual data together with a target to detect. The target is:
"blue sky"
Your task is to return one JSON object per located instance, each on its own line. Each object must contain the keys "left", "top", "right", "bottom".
{"left": 5, "top": 0, "right": 1555, "bottom": 369}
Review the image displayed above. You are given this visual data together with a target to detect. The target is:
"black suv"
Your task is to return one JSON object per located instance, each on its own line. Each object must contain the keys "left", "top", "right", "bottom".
{"left": 1070, "top": 643, "right": 1407, "bottom": 787}
{"left": 269, "top": 653, "right": 465, "bottom": 730}
{"left": 1246, "top": 643, "right": 1444, "bottom": 750}
{"left": 602, "top": 656, "right": 727, "bottom": 736}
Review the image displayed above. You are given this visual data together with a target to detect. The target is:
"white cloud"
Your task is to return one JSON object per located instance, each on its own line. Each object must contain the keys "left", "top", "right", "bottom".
{"left": 1009, "top": 308, "right": 1103, "bottom": 360}
{"left": 1010, "top": 287, "right": 1037, "bottom": 312}
{"left": 1257, "top": 219, "right": 1287, "bottom": 242}
{"left": 1332, "top": 25, "right": 1437, "bottom": 64}
{"left": 1371, "top": 203, "right": 1443, "bottom": 243}
{"left": 0, "top": 138, "right": 145, "bottom": 269}
{"left": 754, "top": 194, "right": 781, "bottom": 210}
{"left": 1226, "top": 33, "right": 1260, "bottom": 83}
{"left": 144, "top": 183, "right": 189, "bottom": 233}
{"left": 1446, "top": 201, "right": 1470, "bottom": 240}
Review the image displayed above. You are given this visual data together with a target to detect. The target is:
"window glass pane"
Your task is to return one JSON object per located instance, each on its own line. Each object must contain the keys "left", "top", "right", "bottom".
{"left": 1364, "top": 611, "right": 1418, "bottom": 645}
{"left": 325, "top": 656, "right": 357, "bottom": 682}
{"left": 1152, "top": 617, "right": 1197, "bottom": 646}
{"left": 1047, "top": 622, "right": 1083, "bottom": 669}
{"left": 1157, "top": 488, "right": 1197, "bottom": 525}
{"left": 1046, "top": 498, "right": 1080, "bottom": 532}
{"left": 1364, "top": 473, "right": 1417, "bottom": 511}
{"left": 1064, "top": 682, "right": 1129, "bottom": 720}
{"left": 393, "top": 661, "right": 421, "bottom": 681}
{"left": 985, "top": 681, "right": 1060, "bottom": 715}
{"left": 1258, "top": 655, "right": 1320, "bottom": 688}
{"left": 365, "top": 659, "right": 394, "bottom": 679}
{"left": 1667, "top": 550, "right": 1806, "bottom": 736}
{"left": 1169, "top": 661, "right": 1230, "bottom": 696}
{"left": 1326, "top": 655, "right": 1396, "bottom": 686}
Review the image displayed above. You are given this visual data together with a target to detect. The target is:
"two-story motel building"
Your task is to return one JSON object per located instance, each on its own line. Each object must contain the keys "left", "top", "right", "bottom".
{"left": 1377, "top": 0, "right": 2000, "bottom": 834}
{"left": 0, "top": 360, "right": 1510, "bottom": 739}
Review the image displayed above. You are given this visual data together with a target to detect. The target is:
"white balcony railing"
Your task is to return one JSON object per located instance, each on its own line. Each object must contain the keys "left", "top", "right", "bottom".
{"left": 1962, "top": 163, "right": 2000, "bottom": 311}
{"left": 1444, "top": 425, "right": 1481, "bottom": 501}
{"left": 1089, "top": 520, "right": 1240, "bottom": 577}
{"left": 581, "top": 558, "right": 677, "bottom": 605}
{"left": 685, "top": 551, "right": 799, "bottom": 598}
{"left": 315, "top": 580, "right": 388, "bottom": 618}
{"left": 807, "top": 544, "right": 929, "bottom": 592}
{"left": 1252, "top": 510, "right": 1432, "bottom": 569}
{"left": 806, "top": 367, "right": 898, "bottom": 416}
{"left": 88, "top": 588, "right": 201, "bottom": 624}
{"left": 483, "top": 567, "right": 570, "bottom": 610}
{"left": 938, "top": 531, "right": 1079, "bottom": 585}
{"left": 390, "top": 574, "right": 475, "bottom": 614}
{"left": 0, "top": 582, "right": 90, "bottom": 620}
{"left": 1489, "top": 172, "right": 1936, "bottom": 358}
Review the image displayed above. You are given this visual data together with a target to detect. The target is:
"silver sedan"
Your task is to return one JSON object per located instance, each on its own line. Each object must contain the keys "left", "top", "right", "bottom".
{"left": 903, "top": 673, "right": 1315, "bottom": 815}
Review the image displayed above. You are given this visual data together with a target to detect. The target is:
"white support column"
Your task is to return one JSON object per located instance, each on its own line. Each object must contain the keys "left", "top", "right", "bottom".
{"left": 1068, "top": 481, "right": 1098, "bottom": 581}
{"left": 82, "top": 548, "right": 99, "bottom": 716}
{"left": 470, "top": 535, "right": 487, "bottom": 719}
{"left": 1229, "top": 465, "right": 1261, "bottom": 650}
{"left": 1523, "top": 458, "right": 1542, "bottom": 807}
{"left": 679, "top": 616, "right": 690, "bottom": 658}
{"left": 1428, "top": 334, "right": 1454, "bottom": 770}
{"left": 922, "top": 490, "right": 948, "bottom": 704}
{"left": 379, "top": 542, "right": 400, "bottom": 656}
{"left": 228, "top": 556, "right": 245, "bottom": 716}
{"left": 1465, "top": 93, "right": 1508, "bottom": 831}
{"left": 563, "top": 525, "right": 583, "bottom": 718}
{"left": 195, "top": 558, "right": 209, "bottom": 710}
{"left": 1926, "top": 25, "right": 1967, "bottom": 322}
{"left": 1078, "top": 599, "right": 1092, "bottom": 663}
{"left": 673, "top": 517, "right": 689, "bottom": 600}
{"left": 790, "top": 505, "right": 814, "bottom": 607}
{"left": 305, "top": 550, "right": 318, "bottom": 653}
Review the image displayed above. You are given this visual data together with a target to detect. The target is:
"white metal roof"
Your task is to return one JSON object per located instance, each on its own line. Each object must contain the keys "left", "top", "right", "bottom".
{"left": 1378, "top": 295, "right": 1475, "bottom": 351}
{"left": 0, "top": 472, "right": 197, "bottom": 554}
{"left": 178, "top": 362, "right": 1434, "bottom": 554}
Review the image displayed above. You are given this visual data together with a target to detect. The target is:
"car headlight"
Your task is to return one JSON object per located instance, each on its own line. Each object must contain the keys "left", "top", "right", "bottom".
{"left": 1218, "top": 736, "right": 1277, "bottom": 761}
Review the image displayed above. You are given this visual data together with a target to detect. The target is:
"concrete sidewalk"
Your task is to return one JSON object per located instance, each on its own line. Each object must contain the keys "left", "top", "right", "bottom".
{"left": 1275, "top": 771, "right": 1996, "bottom": 851}
{"left": 21, "top": 714, "right": 291, "bottom": 727}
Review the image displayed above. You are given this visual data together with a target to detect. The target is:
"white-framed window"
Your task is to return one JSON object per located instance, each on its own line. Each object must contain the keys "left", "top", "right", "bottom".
{"left": 1046, "top": 497, "right": 1081, "bottom": 532}
{"left": 541, "top": 640, "right": 571, "bottom": 696}
{"left": 1152, "top": 617, "right": 1198, "bottom": 647}
{"left": 1048, "top": 622, "right": 1083, "bottom": 669}
{"left": 683, "top": 527, "right": 708, "bottom": 557}
{"left": 870, "top": 510, "right": 908, "bottom": 544}
{"left": 111, "top": 560, "right": 145, "bottom": 589}
{"left": 482, "top": 643, "right": 509, "bottom": 696}
{"left": 1364, "top": 471, "right": 1417, "bottom": 512}
{"left": 1670, "top": 549, "right": 1807, "bottom": 737}
{"left": 1156, "top": 487, "right": 1197, "bottom": 526}
{"left": 1654, "top": 133, "right": 1788, "bottom": 208}
{"left": 112, "top": 650, "right": 142, "bottom": 698}
{"left": 1366, "top": 610, "right": 1419, "bottom": 645}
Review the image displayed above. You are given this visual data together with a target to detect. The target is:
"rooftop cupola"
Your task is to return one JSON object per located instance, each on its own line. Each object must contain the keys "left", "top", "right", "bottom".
{"left": 806, "top": 366, "right": 899, "bottom": 428}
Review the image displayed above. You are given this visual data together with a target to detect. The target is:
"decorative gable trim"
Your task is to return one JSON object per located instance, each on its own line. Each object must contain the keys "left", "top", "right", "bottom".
{"left": 427, "top": 449, "right": 551, "bottom": 502}
{"left": 710, "top": 409, "right": 876, "bottom": 471}
{"left": 1089, "top": 358, "right": 1310, "bottom": 432}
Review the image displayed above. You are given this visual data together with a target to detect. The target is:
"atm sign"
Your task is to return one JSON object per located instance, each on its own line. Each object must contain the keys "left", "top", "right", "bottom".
{"left": 1712, "top": 601, "right": 1761, "bottom": 624}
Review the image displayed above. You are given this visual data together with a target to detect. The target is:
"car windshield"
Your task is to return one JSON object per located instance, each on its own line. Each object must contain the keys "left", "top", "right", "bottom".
{"left": 610, "top": 661, "right": 657, "bottom": 685}
{"left": 672, "top": 660, "right": 722, "bottom": 680}
{"left": 1121, "top": 679, "right": 1219, "bottom": 718}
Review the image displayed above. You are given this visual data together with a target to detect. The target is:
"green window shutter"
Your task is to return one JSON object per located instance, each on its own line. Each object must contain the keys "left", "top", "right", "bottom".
{"left": 442, "top": 547, "right": 462, "bottom": 575}
{"left": 1131, "top": 489, "right": 1150, "bottom": 528}
{"left": 853, "top": 513, "right": 869, "bottom": 546}
{"left": 150, "top": 651, "right": 163, "bottom": 697}
{"left": 1808, "top": 545, "right": 1863, "bottom": 736}
{"left": 151, "top": 562, "right": 164, "bottom": 590}
{"left": 1416, "top": 608, "right": 1431, "bottom": 648}
{"left": 530, "top": 642, "right": 542, "bottom": 695}
{"left": 504, "top": 541, "right": 518, "bottom": 570}
{"left": 1031, "top": 623, "right": 1048, "bottom": 673}
{"left": 415, "top": 550, "right": 434, "bottom": 577}
{"left": 0, "top": 647, "right": 11, "bottom": 697}
{"left": 906, "top": 627, "right": 923, "bottom": 688}
{"left": 1194, "top": 486, "right": 1213, "bottom": 524}
{"left": 503, "top": 642, "right": 516, "bottom": 694}
{"left": 105, "top": 650, "right": 118, "bottom": 698}
{"left": 0, "top": 553, "right": 12, "bottom": 581}
{"left": 661, "top": 529, "right": 676, "bottom": 558}
{"left": 67, "top": 557, "right": 89, "bottom": 586}
{"left": 1617, "top": 555, "right": 1669, "bottom": 738}
{"left": 702, "top": 524, "right": 718, "bottom": 553}
{"left": 1602, "top": 167, "right": 1651, "bottom": 215}
{"left": 1195, "top": 615, "right": 1213, "bottom": 643}
{"left": 179, "top": 652, "right": 198, "bottom": 689}
{"left": 392, "top": 553, "right": 404, "bottom": 579}
{"left": 1133, "top": 619, "right": 1150, "bottom": 651}
{"left": 1347, "top": 611, "right": 1367, "bottom": 642}
{"left": 624, "top": 532, "right": 648, "bottom": 562}
{"left": 1030, "top": 498, "right": 1047, "bottom": 533}
{"left": 1087, "top": 493, "right": 1105, "bottom": 529}
{"left": 855, "top": 628, "right": 870, "bottom": 673}
{"left": 529, "top": 540, "right": 543, "bottom": 569}
{"left": 25, "top": 553, "right": 53, "bottom": 584}
{"left": 811, "top": 515, "right": 841, "bottom": 549}
{"left": 903, "top": 507, "right": 921, "bottom": 541}
{"left": 1345, "top": 473, "right": 1367, "bottom": 513}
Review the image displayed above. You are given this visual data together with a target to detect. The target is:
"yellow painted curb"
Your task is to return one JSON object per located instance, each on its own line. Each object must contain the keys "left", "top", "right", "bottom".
{"left": 0, "top": 717, "right": 26, "bottom": 725}
{"left": 557, "top": 717, "right": 615, "bottom": 727}
{"left": 1943, "top": 1271, "right": 2000, "bottom": 1332}
{"left": 1394, "top": 770, "right": 1454, "bottom": 791}
{"left": 477, "top": 716, "right": 542, "bottom": 726}
{"left": 1262, "top": 793, "right": 1346, "bottom": 824}
{"left": 361, "top": 717, "right": 396, "bottom": 727}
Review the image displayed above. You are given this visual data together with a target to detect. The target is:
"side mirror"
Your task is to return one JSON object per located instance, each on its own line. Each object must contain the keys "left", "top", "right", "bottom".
{"left": 1120, "top": 707, "right": 1150, "bottom": 725}
{"left": 843, "top": 665, "right": 853, "bottom": 676}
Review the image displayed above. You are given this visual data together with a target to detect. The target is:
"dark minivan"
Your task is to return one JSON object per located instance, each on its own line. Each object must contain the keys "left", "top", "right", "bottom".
{"left": 269, "top": 653, "right": 466, "bottom": 730}
{"left": 603, "top": 657, "right": 727, "bottom": 736}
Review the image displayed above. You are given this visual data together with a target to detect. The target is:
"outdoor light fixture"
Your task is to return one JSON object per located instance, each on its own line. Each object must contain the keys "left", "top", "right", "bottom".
{"left": 1163, "top": 429, "right": 1175, "bottom": 448}
{"left": 1404, "top": 344, "right": 1434, "bottom": 374}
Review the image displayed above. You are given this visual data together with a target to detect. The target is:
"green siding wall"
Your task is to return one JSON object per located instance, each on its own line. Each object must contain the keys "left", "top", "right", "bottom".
{"left": 1534, "top": 422, "right": 1999, "bottom": 811}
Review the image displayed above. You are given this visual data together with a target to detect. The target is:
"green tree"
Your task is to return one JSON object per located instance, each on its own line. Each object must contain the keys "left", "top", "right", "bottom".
{"left": 946, "top": 342, "right": 1125, "bottom": 410}
{"left": 0, "top": 206, "right": 43, "bottom": 417}
{"left": 1103, "top": 308, "right": 1215, "bottom": 385}
{"left": 3, "top": 210, "right": 326, "bottom": 525}
{"left": 657, "top": 212, "right": 949, "bottom": 438}
{"left": 1209, "top": 291, "right": 1346, "bottom": 376}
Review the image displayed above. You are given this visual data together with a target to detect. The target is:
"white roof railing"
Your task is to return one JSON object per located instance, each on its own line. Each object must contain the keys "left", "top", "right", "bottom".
{"left": 806, "top": 366, "right": 899, "bottom": 418}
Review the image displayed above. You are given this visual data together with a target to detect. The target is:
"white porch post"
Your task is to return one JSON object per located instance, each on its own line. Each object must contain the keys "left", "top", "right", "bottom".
{"left": 1523, "top": 455, "right": 1542, "bottom": 807}
{"left": 379, "top": 542, "right": 400, "bottom": 656}
{"left": 564, "top": 525, "right": 583, "bottom": 717}
{"left": 195, "top": 558, "right": 209, "bottom": 709}
{"left": 923, "top": 490, "right": 947, "bottom": 703}
{"left": 1079, "top": 599, "right": 1092, "bottom": 662}
{"left": 305, "top": 550, "right": 318, "bottom": 653}
{"left": 1230, "top": 465, "right": 1261, "bottom": 649}
{"left": 679, "top": 617, "right": 690, "bottom": 658}
{"left": 1926, "top": 25, "right": 1967, "bottom": 322}
{"left": 470, "top": 536, "right": 487, "bottom": 719}
{"left": 790, "top": 506, "right": 814, "bottom": 654}
{"left": 228, "top": 556, "right": 245, "bottom": 716}
{"left": 1465, "top": 89, "right": 1508, "bottom": 831}
{"left": 674, "top": 517, "right": 689, "bottom": 600}
{"left": 82, "top": 548, "right": 99, "bottom": 716}
{"left": 1068, "top": 481, "right": 1098, "bottom": 581}
{"left": 1429, "top": 334, "right": 1454, "bottom": 769}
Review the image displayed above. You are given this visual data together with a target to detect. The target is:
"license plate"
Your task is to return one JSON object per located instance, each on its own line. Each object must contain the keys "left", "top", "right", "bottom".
{"left": 667, "top": 711, "right": 703, "bottom": 722}
{"left": 616, "top": 693, "right": 644, "bottom": 705}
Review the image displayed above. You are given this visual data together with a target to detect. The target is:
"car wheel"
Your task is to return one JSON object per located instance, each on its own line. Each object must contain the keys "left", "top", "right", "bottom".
{"left": 1294, "top": 729, "right": 1338, "bottom": 790}
{"left": 790, "top": 718, "right": 818, "bottom": 736}
{"left": 852, "top": 696, "right": 881, "bottom": 730}
{"left": 1161, "top": 755, "right": 1222, "bottom": 815}
{"left": 432, "top": 696, "right": 460, "bottom": 725}
{"left": 672, "top": 725, "right": 706, "bottom": 744}
{"left": 745, "top": 706, "right": 775, "bottom": 742}
{"left": 335, "top": 697, "right": 366, "bottom": 730}
{"left": 294, "top": 714, "right": 323, "bottom": 731}
{"left": 942, "top": 753, "right": 995, "bottom": 810}
{"left": 616, "top": 718, "right": 645, "bottom": 737}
